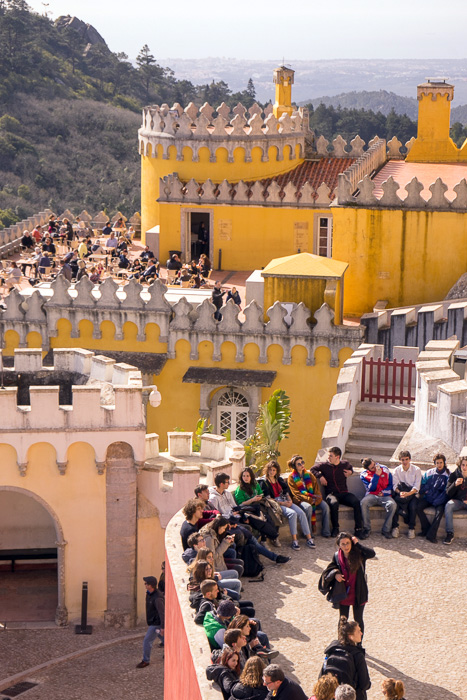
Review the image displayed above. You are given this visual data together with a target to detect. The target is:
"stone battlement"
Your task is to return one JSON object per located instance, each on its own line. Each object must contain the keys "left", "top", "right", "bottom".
{"left": 139, "top": 101, "right": 309, "bottom": 162}
{"left": 0, "top": 277, "right": 365, "bottom": 367}
{"left": 337, "top": 172, "right": 467, "bottom": 211}
{"left": 158, "top": 174, "right": 335, "bottom": 207}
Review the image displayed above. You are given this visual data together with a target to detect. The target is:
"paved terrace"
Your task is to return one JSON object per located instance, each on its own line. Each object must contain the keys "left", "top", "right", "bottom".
{"left": 167, "top": 508, "right": 466, "bottom": 700}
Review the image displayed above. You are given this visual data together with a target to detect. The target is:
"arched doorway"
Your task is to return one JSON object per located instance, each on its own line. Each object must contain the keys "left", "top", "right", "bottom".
{"left": 0, "top": 488, "right": 67, "bottom": 625}
{"left": 216, "top": 389, "right": 250, "bottom": 442}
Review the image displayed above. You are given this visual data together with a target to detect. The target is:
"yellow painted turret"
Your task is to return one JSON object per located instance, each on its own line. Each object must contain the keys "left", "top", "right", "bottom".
{"left": 407, "top": 78, "right": 467, "bottom": 162}
{"left": 273, "top": 66, "right": 295, "bottom": 118}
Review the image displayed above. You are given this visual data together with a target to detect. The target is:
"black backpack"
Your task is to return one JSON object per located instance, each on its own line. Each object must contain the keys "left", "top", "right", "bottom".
{"left": 241, "top": 542, "right": 264, "bottom": 578}
{"left": 320, "top": 646, "right": 355, "bottom": 686}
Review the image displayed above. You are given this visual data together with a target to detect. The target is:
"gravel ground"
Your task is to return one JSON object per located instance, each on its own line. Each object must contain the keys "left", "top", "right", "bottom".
{"left": 242, "top": 533, "right": 466, "bottom": 700}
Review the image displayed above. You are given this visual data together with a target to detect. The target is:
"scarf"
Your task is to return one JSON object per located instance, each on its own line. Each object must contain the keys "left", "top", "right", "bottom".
{"left": 291, "top": 470, "right": 316, "bottom": 524}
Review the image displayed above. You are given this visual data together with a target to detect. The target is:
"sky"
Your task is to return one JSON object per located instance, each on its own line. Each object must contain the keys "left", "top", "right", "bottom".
{"left": 26, "top": 0, "right": 467, "bottom": 63}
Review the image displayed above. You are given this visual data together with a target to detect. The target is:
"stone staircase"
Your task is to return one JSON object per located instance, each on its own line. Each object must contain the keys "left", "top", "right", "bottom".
{"left": 344, "top": 401, "right": 414, "bottom": 466}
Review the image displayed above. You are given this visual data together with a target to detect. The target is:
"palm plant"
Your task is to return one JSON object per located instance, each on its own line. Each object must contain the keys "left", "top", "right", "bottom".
{"left": 246, "top": 390, "right": 292, "bottom": 473}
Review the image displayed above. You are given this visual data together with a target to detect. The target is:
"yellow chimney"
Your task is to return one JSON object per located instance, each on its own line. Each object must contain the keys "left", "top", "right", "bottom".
{"left": 406, "top": 78, "right": 467, "bottom": 162}
{"left": 273, "top": 66, "right": 295, "bottom": 118}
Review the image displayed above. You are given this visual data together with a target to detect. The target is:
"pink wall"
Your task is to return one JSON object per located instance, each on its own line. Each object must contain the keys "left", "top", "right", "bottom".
{"left": 164, "top": 555, "right": 203, "bottom": 700}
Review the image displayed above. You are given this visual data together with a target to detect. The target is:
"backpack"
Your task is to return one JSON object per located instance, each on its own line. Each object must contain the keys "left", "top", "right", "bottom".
{"left": 241, "top": 542, "right": 264, "bottom": 578}
{"left": 320, "top": 646, "right": 355, "bottom": 686}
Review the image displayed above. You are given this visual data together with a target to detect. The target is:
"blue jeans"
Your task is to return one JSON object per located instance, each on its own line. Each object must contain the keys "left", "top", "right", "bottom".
{"left": 142, "top": 625, "right": 163, "bottom": 661}
{"left": 299, "top": 500, "right": 331, "bottom": 537}
{"left": 251, "top": 535, "right": 277, "bottom": 562}
{"left": 280, "top": 503, "right": 311, "bottom": 537}
{"left": 444, "top": 499, "right": 467, "bottom": 533}
{"left": 361, "top": 494, "right": 397, "bottom": 535}
{"left": 216, "top": 570, "right": 242, "bottom": 597}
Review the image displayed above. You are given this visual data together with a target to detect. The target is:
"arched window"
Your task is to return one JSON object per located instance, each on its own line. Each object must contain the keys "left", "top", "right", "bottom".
{"left": 216, "top": 390, "right": 249, "bottom": 442}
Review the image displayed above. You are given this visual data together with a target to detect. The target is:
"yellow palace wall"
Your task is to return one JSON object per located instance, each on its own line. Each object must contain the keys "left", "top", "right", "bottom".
{"left": 3, "top": 322, "right": 354, "bottom": 464}
{"left": 0, "top": 441, "right": 107, "bottom": 620}
{"left": 332, "top": 206, "right": 467, "bottom": 316}
{"left": 141, "top": 142, "right": 305, "bottom": 252}
{"left": 157, "top": 202, "right": 329, "bottom": 271}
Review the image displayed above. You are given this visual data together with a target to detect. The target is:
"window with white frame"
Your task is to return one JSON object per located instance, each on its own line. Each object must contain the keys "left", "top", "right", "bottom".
{"left": 318, "top": 216, "right": 333, "bottom": 257}
{"left": 216, "top": 390, "right": 249, "bottom": 442}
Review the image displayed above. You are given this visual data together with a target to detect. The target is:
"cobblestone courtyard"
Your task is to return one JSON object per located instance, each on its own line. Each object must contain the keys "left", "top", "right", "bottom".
{"left": 1, "top": 534, "right": 465, "bottom": 700}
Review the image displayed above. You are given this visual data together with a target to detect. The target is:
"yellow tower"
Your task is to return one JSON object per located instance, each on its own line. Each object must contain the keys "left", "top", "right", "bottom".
{"left": 273, "top": 66, "right": 295, "bottom": 118}
{"left": 407, "top": 78, "right": 467, "bottom": 162}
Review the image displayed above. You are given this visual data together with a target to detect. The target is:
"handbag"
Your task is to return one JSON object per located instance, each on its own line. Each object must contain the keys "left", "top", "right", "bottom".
{"left": 261, "top": 496, "right": 285, "bottom": 527}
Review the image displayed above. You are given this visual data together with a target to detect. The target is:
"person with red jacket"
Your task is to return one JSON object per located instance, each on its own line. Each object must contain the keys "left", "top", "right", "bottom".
{"left": 359, "top": 458, "right": 396, "bottom": 539}
{"left": 312, "top": 447, "right": 364, "bottom": 538}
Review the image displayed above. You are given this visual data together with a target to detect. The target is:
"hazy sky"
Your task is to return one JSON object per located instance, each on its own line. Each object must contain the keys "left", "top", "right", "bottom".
{"left": 26, "top": 0, "right": 466, "bottom": 63}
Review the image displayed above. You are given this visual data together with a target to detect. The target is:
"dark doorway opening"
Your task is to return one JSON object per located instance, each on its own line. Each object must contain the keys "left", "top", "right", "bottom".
{"left": 189, "top": 212, "right": 210, "bottom": 261}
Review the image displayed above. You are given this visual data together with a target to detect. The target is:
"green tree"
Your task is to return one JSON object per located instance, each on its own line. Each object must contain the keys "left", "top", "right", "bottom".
{"left": 136, "top": 44, "right": 164, "bottom": 103}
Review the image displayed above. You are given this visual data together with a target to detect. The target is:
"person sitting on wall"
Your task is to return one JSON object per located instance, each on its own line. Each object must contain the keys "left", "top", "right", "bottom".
{"left": 204, "top": 599, "right": 238, "bottom": 650}
{"left": 194, "top": 483, "right": 219, "bottom": 526}
{"left": 444, "top": 454, "right": 467, "bottom": 545}
{"left": 416, "top": 452, "right": 450, "bottom": 543}
{"left": 206, "top": 648, "right": 242, "bottom": 700}
{"left": 288, "top": 454, "right": 331, "bottom": 540}
{"left": 391, "top": 450, "right": 422, "bottom": 539}
{"left": 188, "top": 547, "right": 243, "bottom": 600}
{"left": 182, "top": 531, "right": 207, "bottom": 565}
{"left": 312, "top": 447, "right": 364, "bottom": 539}
{"left": 230, "top": 657, "right": 269, "bottom": 700}
{"left": 359, "top": 458, "right": 397, "bottom": 540}
{"left": 136, "top": 575, "right": 164, "bottom": 669}
{"left": 263, "top": 663, "right": 308, "bottom": 700}
{"left": 180, "top": 498, "right": 205, "bottom": 550}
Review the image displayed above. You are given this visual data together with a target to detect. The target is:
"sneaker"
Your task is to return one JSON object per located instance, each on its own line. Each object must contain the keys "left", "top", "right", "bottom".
{"left": 136, "top": 661, "right": 150, "bottom": 668}
{"left": 270, "top": 538, "right": 281, "bottom": 548}
{"left": 291, "top": 541, "right": 300, "bottom": 551}
{"left": 331, "top": 528, "right": 339, "bottom": 538}
{"left": 408, "top": 529, "right": 415, "bottom": 539}
{"left": 256, "top": 649, "right": 279, "bottom": 660}
{"left": 275, "top": 555, "right": 291, "bottom": 564}
{"left": 306, "top": 538, "right": 316, "bottom": 549}
{"left": 359, "top": 529, "right": 370, "bottom": 540}
{"left": 391, "top": 527, "right": 400, "bottom": 538}
{"left": 381, "top": 531, "right": 392, "bottom": 539}
{"left": 443, "top": 532, "right": 454, "bottom": 545}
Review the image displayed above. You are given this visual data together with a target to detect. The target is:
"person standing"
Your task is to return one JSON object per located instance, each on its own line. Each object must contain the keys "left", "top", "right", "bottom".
{"left": 359, "top": 458, "right": 397, "bottom": 539}
{"left": 417, "top": 453, "right": 450, "bottom": 543}
{"left": 212, "top": 281, "right": 226, "bottom": 321}
{"left": 136, "top": 575, "right": 164, "bottom": 668}
{"left": 319, "top": 532, "right": 375, "bottom": 635}
{"left": 391, "top": 450, "right": 422, "bottom": 539}
{"left": 312, "top": 447, "right": 364, "bottom": 538}
{"left": 321, "top": 617, "right": 370, "bottom": 700}
{"left": 287, "top": 455, "right": 331, "bottom": 541}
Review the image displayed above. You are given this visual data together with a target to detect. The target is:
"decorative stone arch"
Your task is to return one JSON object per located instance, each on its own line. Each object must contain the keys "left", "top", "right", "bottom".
{"left": 199, "top": 385, "right": 261, "bottom": 442}
{"left": 0, "top": 485, "right": 68, "bottom": 626}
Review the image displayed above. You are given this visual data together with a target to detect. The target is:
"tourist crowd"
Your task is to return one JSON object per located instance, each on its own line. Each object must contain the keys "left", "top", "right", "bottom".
{"left": 170, "top": 444, "right": 444, "bottom": 699}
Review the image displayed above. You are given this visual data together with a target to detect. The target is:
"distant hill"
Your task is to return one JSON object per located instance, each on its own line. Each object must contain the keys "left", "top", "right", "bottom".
{"left": 300, "top": 90, "right": 467, "bottom": 125}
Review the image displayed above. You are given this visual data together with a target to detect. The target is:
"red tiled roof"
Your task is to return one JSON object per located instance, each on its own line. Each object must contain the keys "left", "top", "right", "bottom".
{"left": 258, "top": 157, "right": 355, "bottom": 193}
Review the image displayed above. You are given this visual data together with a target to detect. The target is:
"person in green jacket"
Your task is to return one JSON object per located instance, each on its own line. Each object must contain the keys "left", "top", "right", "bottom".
{"left": 204, "top": 599, "right": 238, "bottom": 649}
{"left": 234, "top": 467, "right": 280, "bottom": 545}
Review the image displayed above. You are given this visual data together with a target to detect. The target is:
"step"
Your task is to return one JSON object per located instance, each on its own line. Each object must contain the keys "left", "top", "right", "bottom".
{"left": 348, "top": 426, "right": 407, "bottom": 440}
{"left": 356, "top": 402, "right": 414, "bottom": 417}
{"left": 344, "top": 453, "right": 394, "bottom": 466}
{"left": 346, "top": 439, "right": 396, "bottom": 453}
{"left": 352, "top": 415, "right": 413, "bottom": 429}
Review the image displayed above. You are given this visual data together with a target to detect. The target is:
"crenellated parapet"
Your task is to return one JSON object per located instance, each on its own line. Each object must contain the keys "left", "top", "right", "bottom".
{"left": 138, "top": 100, "right": 309, "bottom": 163}
{"left": 158, "top": 174, "right": 335, "bottom": 207}
{"left": 0, "top": 278, "right": 364, "bottom": 367}
{"left": 0, "top": 347, "right": 146, "bottom": 469}
{"left": 337, "top": 172, "right": 467, "bottom": 211}
{"left": 0, "top": 209, "right": 53, "bottom": 257}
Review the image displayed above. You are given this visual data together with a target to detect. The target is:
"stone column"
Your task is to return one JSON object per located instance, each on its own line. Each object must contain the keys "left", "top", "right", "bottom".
{"left": 55, "top": 539, "right": 68, "bottom": 626}
{"left": 104, "top": 442, "right": 137, "bottom": 628}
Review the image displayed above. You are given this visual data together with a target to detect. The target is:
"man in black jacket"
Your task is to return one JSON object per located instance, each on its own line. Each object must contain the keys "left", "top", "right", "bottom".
{"left": 312, "top": 447, "right": 364, "bottom": 538}
{"left": 136, "top": 576, "right": 165, "bottom": 668}
{"left": 263, "top": 664, "right": 307, "bottom": 699}
{"left": 212, "top": 281, "right": 226, "bottom": 321}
